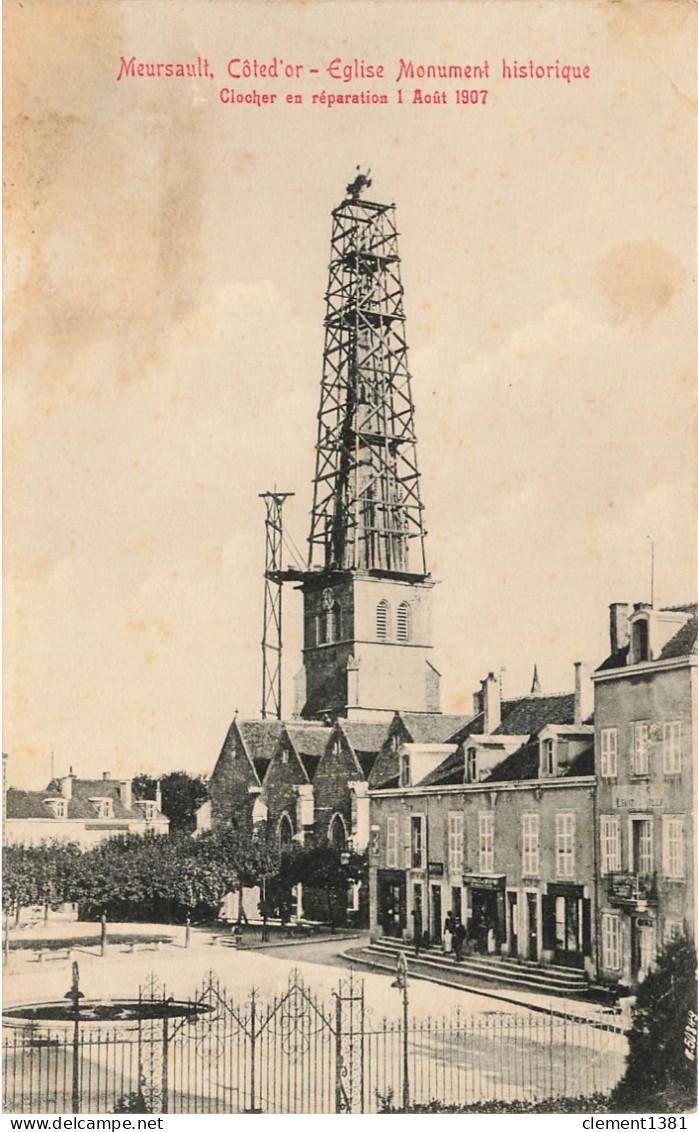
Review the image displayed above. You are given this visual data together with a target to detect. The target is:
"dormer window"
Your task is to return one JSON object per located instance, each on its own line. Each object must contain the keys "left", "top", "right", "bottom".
{"left": 47, "top": 798, "right": 67, "bottom": 819}
{"left": 544, "top": 739, "right": 556, "bottom": 776}
{"left": 281, "top": 749, "right": 289, "bottom": 765}
{"left": 466, "top": 747, "right": 477, "bottom": 783}
{"left": 399, "top": 752, "right": 411, "bottom": 786}
{"left": 92, "top": 797, "right": 113, "bottom": 819}
{"left": 143, "top": 801, "right": 156, "bottom": 823}
{"left": 632, "top": 618, "right": 649, "bottom": 663}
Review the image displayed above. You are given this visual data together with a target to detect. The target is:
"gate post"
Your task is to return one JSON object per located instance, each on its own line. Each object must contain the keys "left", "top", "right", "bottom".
{"left": 245, "top": 987, "right": 260, "bottom": 1113}
{"left": 161, "top": 998, "right": 169, "bottom": 1115}
{"left": 334, "top": 989, "right": 343, "bottom": 1114}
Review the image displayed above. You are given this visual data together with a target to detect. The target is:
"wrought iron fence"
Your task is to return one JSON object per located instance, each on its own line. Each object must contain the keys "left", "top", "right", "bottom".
{"left": 3, "top": 968, "right": 627, "bottom": 1114}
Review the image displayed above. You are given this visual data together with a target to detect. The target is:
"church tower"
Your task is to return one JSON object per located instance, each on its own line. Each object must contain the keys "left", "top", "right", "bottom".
{"left": 296, "top": 175, "right": 439, "bottom": 721}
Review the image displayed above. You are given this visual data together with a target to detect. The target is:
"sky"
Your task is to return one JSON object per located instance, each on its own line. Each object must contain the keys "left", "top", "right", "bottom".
{"left": 4, "top": 0, "right": 696, "bottom": 789}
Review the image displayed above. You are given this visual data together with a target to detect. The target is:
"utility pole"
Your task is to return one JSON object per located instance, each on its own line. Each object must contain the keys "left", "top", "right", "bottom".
{"left": 392, "top": 952, "right": 410, "bottom": 1110}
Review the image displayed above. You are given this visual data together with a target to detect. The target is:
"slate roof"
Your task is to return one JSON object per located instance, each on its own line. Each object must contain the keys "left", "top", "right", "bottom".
{"left": 339, "top": 720, "right": 391, "bottom": 752}
{"left": 355, "top": 751, "right": 380, "bottom": 778}
{"left": 401, "top": 692, "right": 581, "bottom": 789}
{"left": 6, "top": 789, "right": 56, "bottom": 820}
{"left": 596, "top": 604, "right": 698, "bottom": 670}
{"left": 659, "top": 611, "right": 698, "bottom": 659}
{"left": 399, "top": 713, "right": 474, "bottom": 744}
{"left": 285, "top": 724, "right": 332, "bottom": 761}
{"left": 237, "top": 720, "right": 286, "bottom": 767}
{"left": 6, "top": 781, "right": 156, "bottom": 823}
{"left": 564, "top": 744, "right": 595, "bottom": 776}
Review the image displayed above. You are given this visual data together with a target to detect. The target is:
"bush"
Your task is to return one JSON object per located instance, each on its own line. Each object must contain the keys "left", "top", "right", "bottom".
{"left": 376, "top": 1090, "right": 612, "bottom": 1113}
{"left": 610, "top": 932, "right": 697, "bottom": 1113}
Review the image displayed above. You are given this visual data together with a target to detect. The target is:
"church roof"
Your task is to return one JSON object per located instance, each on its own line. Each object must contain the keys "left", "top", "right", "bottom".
{"left": 237, "top": 720, "right": 286, "bottom": 768}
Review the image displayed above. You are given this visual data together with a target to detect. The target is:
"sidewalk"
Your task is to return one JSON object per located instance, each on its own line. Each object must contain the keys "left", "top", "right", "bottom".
{"left": 345, "top": 944, "right": 629, "bottom": 1029}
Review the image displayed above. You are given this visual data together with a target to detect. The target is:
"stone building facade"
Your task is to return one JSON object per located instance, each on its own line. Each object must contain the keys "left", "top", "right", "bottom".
{"left": 592, "top": 602, "right": 696, "bottom": 988}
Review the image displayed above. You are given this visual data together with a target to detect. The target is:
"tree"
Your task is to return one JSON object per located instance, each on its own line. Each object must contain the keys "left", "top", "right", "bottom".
{"left": 611, "top": 932, "right": 698, "bottom": 1113}
{"left": 158, "top": 772, "right": 208, "bottom": 835}
{"left": 197, "top": 823, "right": 279, "bottom": 923}
{"left": 276, "top": 842, "right": 367, "bottom": 930}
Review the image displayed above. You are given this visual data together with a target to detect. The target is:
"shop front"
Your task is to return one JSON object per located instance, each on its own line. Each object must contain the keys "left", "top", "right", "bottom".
{"left": 377, "top": 869, "right": 406, "bottom": 938}
{"left": 542, "top": 883, "right": 591, "bottom": 969}
{"left": 463, "top": 874, "right": 506, "bottom": 953}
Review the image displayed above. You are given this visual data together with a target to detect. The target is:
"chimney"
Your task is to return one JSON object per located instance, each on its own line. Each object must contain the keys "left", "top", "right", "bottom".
{"left": 609, "top": 602, "right": 630, "bottom": 654}
{"left": 472, "top": 690, "right": 483, "bottom": 716}
{"left": 481, "top": 672, "right": 501, "bottom": 734}
{"left": 155, "top": 780, "right": 162, "bottom": 812}
{"left": 102, "top": 771, "right": 110, "bottom": 781}
{"left": 61, "top": 772, "right": 75, "bottom": 801}
{"left": 573, "top": 662, "right": 592, "bottom": 725}
{"left": 119, "top": 779, "right": 132, "bottom": 810}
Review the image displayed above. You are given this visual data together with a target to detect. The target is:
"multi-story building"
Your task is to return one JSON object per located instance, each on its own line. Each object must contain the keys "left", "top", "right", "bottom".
{"left": 4, "top": 769, "right": 169, "bottom": 846}
{"left": 369, "top": 668, "right": 598, "bottom": 976}
{"left": 592, "top": 601, "right": 696, "bottom": 987}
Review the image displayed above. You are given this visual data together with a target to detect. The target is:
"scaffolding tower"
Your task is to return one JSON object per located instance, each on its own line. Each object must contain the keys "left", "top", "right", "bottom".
{"left": 308, "top": 190, "right": 428, "bottom": 577}
{"left": 259, "top": 491, "right": 294, "bottom": 719}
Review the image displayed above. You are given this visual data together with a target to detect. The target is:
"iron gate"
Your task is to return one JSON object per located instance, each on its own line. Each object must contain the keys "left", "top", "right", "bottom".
{"left": 138, "top": 968, "right": 365, "bottom": 1114}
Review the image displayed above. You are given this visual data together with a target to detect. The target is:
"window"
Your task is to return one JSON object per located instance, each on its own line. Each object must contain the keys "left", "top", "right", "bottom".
{"left": 281, "top": 749, "right": 289, "bottom": 765}
{"left": 600, "top": 728, "right": 618, "bottom": 778}
{"left": 599, "top": 815, "right": 620, "bottom": 874}
{"left": 544, "top": 739, "right": 556, "bottom": 776}
{"left": 632, "top": 619, "right": 649, "bottom": 662}
{"left": 386, "top": 815, "right": 398, "bottom": 868}
{"left": 638, "top": 925, "right": 655, "bottom": 978}
{"left": 664, "top": 919, "right": 682, "bottom": 943}
{"left": 399, "top": 752, "right": 411, "bottom": 787}
{"left": 631, "top": 721, "right": 650, "bottom": 775}
{"left": 48, "top": 798, "right": 67, "bottom": 819}
{"left": 396, "top": 601, "right": 411, "bottom": 642}
{"left": 316, "top": 612, "right": 327, "bottom": 645}
{"left": 93, "top": 798, "right": 113, "bottom": 819}
{"left": 556, "top": 812, "right": 575, "bottom": 878}
{"left": 662, "top": 816, "right": 685, "bottom": 878}
{"left": 631, "top": 818, "right": 653, "bottom": 875}
{"left": 466, "top": 748, "right": 477, "bottom": 783}
{"left": 277, "top": 813, "right": 294, "bottom": 851}
{"left": 143, "top": 801, "right": 156, "bottom": 823}
{"left": 410, "top": 816, "right": 425, "bottom": 869}
{"left": 478, "top": 812, "right": 494, "bottom": 872}
{"left": 522, "top": 813, "right": 539, "bottom": 877}
{"left": 448, "top": 812, "right": 464, "bottom": 875}
{"left": 602, "top": 912, "right": 622, "bottom": 971}
{"left": 376, "top": 599, "right": 390, "bottom": 640}
{"left": 663, "top": 722, "right": 681, "bottom": 775}
{"left": 329, "top": 813, "right": 347, "bottom": 850}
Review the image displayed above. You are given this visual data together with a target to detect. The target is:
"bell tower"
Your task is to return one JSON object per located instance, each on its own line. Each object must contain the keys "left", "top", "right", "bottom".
{"left": 295, "top": 174, "right": 439, "bottom": 721}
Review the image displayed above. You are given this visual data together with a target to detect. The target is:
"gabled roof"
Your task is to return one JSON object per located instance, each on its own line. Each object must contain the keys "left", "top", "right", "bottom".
{"left": 237, "top": 720, "right": 286, "bottom": 768}
{"left": 285, "top": 723, "right": 332, "bottom": 761}
{"left": 398, "top": 713, "right": 474, "bottom": 744}
{"left": 339, "top": 720, "right": 390, "bottom": 752}
{"left": 449, "top": 693, "right": 576, "bottom": 744}
{"left": 406, "top": 692, "right": 580, "bottom": 789}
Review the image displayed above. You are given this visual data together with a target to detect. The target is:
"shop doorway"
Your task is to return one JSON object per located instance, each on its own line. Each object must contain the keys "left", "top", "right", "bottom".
{"left": 526, "top": 893, "right": 538, "bottom": 961}
{"left": 431, "top": 885, "right": 442, "bottom": 944}
{"left": 469, "top": 887, "right": 502, "bottom": 953}
{"left": 507, "top": 892, "right": 519, "bottom": 957}
{"left": 377, "top": 870, "right": 406, "bottom": 938}
{"left": 451, "top": 886, "right": 462, "bottom": 925}
{"left": 542, "top": 886, "right": 590, "bottom": 968}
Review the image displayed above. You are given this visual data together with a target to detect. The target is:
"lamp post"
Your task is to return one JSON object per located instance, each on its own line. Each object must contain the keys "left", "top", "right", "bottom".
{"left": 391, "top": 951, "right": 410, "bottom": 1111}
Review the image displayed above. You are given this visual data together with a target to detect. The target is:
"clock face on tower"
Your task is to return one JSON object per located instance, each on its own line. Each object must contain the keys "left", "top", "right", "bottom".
{"left": 321, "top": 588, "right": 334, "bottom": 611}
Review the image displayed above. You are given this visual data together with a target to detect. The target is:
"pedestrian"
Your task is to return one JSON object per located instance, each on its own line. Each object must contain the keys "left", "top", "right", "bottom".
{"left": 411, "top": 905, "right": 423, "bottom": 957}
{"left": 454, "top": 919, "right": 466, "bottom": 962}
{"left": 443, "top": 911, "right": 455, "bottom": 955}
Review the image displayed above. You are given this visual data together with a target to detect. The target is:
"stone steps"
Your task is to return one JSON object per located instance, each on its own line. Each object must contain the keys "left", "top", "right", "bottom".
{"left": 367, "top": 937, "right": 588, "bottom": 996}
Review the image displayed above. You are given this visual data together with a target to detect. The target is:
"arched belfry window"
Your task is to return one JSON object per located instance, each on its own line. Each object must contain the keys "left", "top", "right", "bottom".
{"left": 396, "top": 601, "right": 411, "bottom": 642}
{"left": 376, "top": 599, "right": 390, "bottom": 640}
